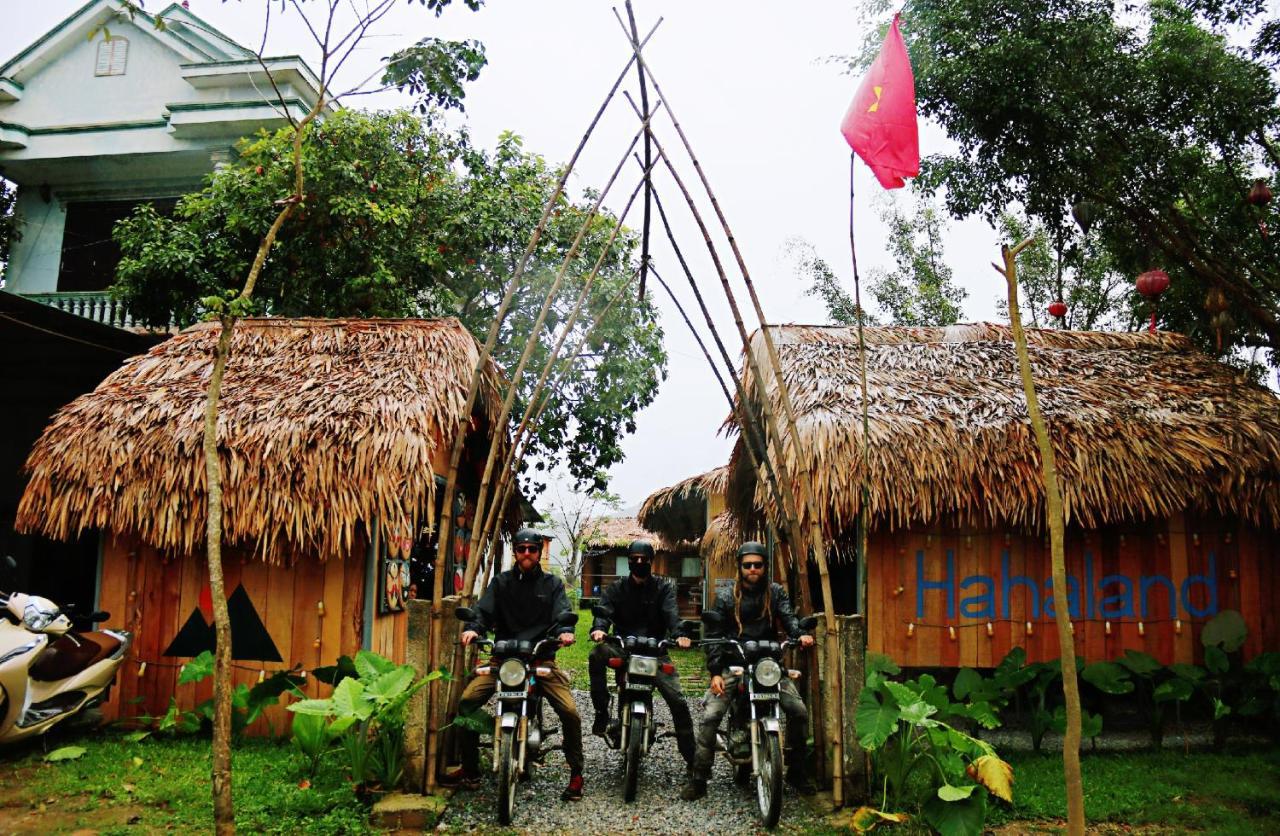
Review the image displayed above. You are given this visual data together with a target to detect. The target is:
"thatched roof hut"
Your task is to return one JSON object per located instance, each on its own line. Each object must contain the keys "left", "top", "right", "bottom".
{"left": 17, "top": 317, "right": 507, "bottom": 563}
{"left": 726, "top": 323, "right": 1280, "bottom": 540}
{"left": 637, "top": 465, "right": 728, "bottom": 544}
{"left": 582, "top": 516, "right": 661, "bottom": 550}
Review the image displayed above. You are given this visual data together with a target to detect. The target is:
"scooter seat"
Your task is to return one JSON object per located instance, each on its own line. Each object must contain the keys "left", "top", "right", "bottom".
{"left": 29, "top": 632, "right": 122, "bottom": 682}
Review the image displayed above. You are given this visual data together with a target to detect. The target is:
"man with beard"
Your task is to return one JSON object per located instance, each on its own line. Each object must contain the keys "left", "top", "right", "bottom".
{"left": 680, "top": 541, "right": 815, "bottom": 800}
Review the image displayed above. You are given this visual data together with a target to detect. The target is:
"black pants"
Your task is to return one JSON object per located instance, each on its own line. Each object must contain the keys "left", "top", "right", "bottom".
{"left": 588, "top": 642, "right": 696, "bottom": 767}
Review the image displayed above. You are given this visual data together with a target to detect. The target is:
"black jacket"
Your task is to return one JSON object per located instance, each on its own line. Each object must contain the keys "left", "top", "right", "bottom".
{"left": 465, "top": 565, "right": 572, "bottom": 655}
{"left": 704, "top": 581, "right": 807, "bottom": 676}
{"left": 591, "top": 574, "right": 683, "bottom": 641}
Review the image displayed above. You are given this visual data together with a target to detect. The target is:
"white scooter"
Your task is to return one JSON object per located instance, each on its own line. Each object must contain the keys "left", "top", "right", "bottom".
{"left": 0, "top": 555, "right": 131, "bottom": 745}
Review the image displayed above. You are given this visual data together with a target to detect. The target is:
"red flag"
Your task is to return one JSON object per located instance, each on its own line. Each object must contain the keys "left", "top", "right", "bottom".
{"left": 840, "top": 14, "right": 919, "bottom": 189}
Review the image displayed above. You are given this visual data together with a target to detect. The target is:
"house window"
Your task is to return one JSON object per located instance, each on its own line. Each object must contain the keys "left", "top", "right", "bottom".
{"left": 57, "top": 198, "right": 176, "bottom": 292}
{"left": 95, "top": 38, "right": 129, "bottom": 77}
{"left": 681, "top": 557, "right": 701, "bottom": 578}
{"left": 613, "top": 556, "right": 630, "bottom": 578}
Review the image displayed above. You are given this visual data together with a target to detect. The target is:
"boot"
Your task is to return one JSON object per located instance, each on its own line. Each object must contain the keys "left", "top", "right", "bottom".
{"left": 560, "top": 772, "right": 584, "bottom": 801}
{"left": 591, "top": 695, "right": 611, "bottom": 737}
{"left": 679, "top": 778, "right": 707, "bottom": 801}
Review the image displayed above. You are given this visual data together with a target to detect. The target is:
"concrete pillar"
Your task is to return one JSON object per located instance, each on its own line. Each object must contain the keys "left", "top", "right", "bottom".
{"left": 814, "top": 612, "right": 869, "bottom": 803}
{"left": 404, "top": 599, "right": 431, "bottom": 792}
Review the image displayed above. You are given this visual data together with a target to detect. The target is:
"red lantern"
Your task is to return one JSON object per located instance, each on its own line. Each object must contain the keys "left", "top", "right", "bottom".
{"left": 1048, "top": 300, "right": 1068, "bottom": 320}
{"left": 1247, "top": 179, "right": 1272, "bottom": 206}
{"left": 1136, "top": 269, "right": 1170, "bottom": 333}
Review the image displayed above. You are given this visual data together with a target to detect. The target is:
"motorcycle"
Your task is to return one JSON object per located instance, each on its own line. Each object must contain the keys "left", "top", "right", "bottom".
{"left": 1, "top": 555, "right": 132, "bottom": 745}
{"left": 454, "top": 606, "right": 577, "bottom": 826}
{"left": 701, "top": 610, "right": 818, "bottom": 829}
{"left": 591, "top": 604, "right": 698, "bottom": 802}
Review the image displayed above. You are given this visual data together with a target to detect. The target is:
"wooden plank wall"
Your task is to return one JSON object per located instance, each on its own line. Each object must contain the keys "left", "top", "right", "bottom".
{"left": 96, "top": 533, "right": 380, "bottom": 735}
{"left": 866, "top": 513, "right": 1279, "bottom": 668}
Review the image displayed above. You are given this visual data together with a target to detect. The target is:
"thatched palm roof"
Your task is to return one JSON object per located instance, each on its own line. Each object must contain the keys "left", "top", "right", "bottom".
{"left": 727, "top": 323, "right": 1280, "bottom": 538}
{"left": 581, "top": 516, "right": 697, "bottom": 553}
{"left": 637, "top": 465, "right": 728, "bottom": 542}
{"left": 17, "top": 318, "right": 506, "bottom": 563}
{"left": 701, "top": 510, "right": 745, "bottom": 568}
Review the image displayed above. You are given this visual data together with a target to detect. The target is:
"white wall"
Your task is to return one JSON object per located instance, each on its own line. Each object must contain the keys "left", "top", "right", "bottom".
{"left": 4, "top": 187, "right": 65, "bottom": 293}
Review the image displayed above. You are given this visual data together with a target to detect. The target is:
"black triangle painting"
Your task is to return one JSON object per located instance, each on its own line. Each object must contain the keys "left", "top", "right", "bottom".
{"left": 162, "top": 583, "right": 282, "bottom": 662}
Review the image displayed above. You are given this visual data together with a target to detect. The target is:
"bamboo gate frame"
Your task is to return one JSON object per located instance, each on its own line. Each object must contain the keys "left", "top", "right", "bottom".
{"left": 418, "top": 14, "right": 858, "bottom": 805}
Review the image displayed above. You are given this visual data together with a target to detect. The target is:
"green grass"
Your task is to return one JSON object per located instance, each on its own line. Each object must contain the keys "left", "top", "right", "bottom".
{"left": 985, "top": 748, "right": 1280, "bottom": 834}
{"left": 556, "top": 608, "right": 709, "bottom": 692}
{"left": 2, "top": 732, "right": 374, "bottom": 834}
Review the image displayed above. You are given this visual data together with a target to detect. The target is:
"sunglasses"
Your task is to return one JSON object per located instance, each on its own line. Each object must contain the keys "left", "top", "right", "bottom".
{"left": 514, "top": 545, "right": 541, "bottom": 555}
{"left": 741, "top": 561, "right": 765, "bottom": 569}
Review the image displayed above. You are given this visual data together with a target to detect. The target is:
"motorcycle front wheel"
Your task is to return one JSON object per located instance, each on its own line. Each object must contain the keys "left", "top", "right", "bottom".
{"left": 496, "top": 726, "right": 519, "bottom": 825}
{"left": 623, "top": 713, "right": 643, "bottom": 802}
{"left": 756, "top": 729, "right": 783, "bottom": 828}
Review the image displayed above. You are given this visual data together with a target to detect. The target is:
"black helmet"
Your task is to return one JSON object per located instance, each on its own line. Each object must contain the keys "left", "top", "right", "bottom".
{"left": 628, "top": 540, "right": 655, "bottom": 560}
{"left": 513, "top": 528, "right": 543, "bottom": 548}
{"left": 737, "top": 541, "right": 768, "bottom": 563}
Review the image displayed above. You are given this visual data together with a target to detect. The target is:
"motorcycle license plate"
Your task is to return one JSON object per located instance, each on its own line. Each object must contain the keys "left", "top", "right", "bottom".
{"left": 498, "top": 691, "right": 526, "bottom": 699}
{"left": 753, "top": 693, "right": 779, "bottom": 700}
{"left": 627, "top": 683, "right": 653, "bottom": 691}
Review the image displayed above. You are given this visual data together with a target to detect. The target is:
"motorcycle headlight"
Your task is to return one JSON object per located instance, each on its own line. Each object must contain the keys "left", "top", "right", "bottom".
{"left": 22, "top": 604, "right": 57, "bottom": 632}
{"left": 498, "top": 658, "right": 527, "bottom": 688}
{"left": 627, "top": 656, "right": 658, "bottom": 677}
{"left": 754, "top": 657, "right": 783, "bottom": 688}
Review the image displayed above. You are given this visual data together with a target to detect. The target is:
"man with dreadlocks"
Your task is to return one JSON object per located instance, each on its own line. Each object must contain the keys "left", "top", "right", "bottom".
{"left": 680, "top": 541, "right": 815, "bottom": 801}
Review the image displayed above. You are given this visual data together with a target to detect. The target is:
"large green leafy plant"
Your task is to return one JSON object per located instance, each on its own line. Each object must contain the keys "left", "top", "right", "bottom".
{"left": 857, "top": 655, "right": 1014, "bottom": 835}
{"left": 153, "top": 651, "right": 303, "bottom": 737}
{"left": 288, "top": 650, "right": 442, "bottom": 794}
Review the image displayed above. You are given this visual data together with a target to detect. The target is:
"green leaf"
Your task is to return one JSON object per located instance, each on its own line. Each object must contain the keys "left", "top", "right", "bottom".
{"left": 1205, "top": 645, "right": 1230, "bottom": 676}
{"left": 953, "top": 668, "right": 983, "bottom": 701}
{"left": 1202, "top": 610, "right": 1247, "bottom": 652}
{"left": 332, "top": 676, "right": 374, "bottom": 721}
{"left": 958, "top": 700, "right": 1001, "bottom": 730}
{"left": 883, "top": 680, "right": 918, "bottom": 708}
{"left": 354, "top": 649, "right": 397, "bottom": 681}
{"left": 450, "top": 706, "right": 494, "bottom": 734}
{"left": 923, "top": 792, "right": 986, "bottom": 836}
{"left": 1212, "top": 697, "right": 1232, "bottom": 720}
{"left": 1082, "top": 661, "right": 1135, "bottom": 695}
{"left": 1169, "top": 663, "right": 1206, "bottom": 682}
{"left": 122, "top": 731, "right": 151, "bottom": 743}
{"left": 855, "top": 689, "right": 900, "bottom": 750}
{"left": 1154, "top": 677, "right": 1195, "bottom": 703}
{"left": 899, "top": 699, "right": 939, "bottom": 727}
{"left": 1118, "top": 649, "right": 1162, "bottom": 677}
{"left": 938, "top": 783, "right": 977, "bottom": 801}
{"left": 45, "top": 746, "right": 87, "bottom": 762}
{"left": 287, "top": 698, "right": 335, "bottom": 716}
{"left": 177, "top": 651, "right": 215, "bottom": 686}
{"left": 365, "top": 666, "right": 416, "bottom": 706}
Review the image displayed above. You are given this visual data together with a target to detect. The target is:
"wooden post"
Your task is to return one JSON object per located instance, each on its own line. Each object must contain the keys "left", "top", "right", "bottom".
{"left": 404, "top": 599, "right": 431, "bottom": 791}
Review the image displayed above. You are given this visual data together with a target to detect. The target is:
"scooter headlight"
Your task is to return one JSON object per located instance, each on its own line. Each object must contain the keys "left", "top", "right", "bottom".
{"left": 627, "top": 656, "right": 658, "bottom": 677}
{"left": 754, "top": 658, "right": 783, "bottom": 688}
{"left": 498, "top": 658, "right": 526, "bottom": 688}
{"left": 22, "top": 603, "right": 57, "bottom": 632}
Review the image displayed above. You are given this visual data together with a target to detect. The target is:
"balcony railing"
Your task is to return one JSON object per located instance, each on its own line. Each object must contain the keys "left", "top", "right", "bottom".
{"left": 23, "top": 291, "right": 146, "bottom": 329}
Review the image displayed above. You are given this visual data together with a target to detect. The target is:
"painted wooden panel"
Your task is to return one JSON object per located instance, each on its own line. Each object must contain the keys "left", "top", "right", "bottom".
{"left": 865, "top": 513, "right": 1279, "bottom": 668}
{"left": 94, "top": 535, "right": 370, "bottom": 734}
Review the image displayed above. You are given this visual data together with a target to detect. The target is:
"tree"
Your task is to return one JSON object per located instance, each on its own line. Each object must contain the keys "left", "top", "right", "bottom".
{"left": 789, "top": 193, "right": 967, "bottom": 327}
{"left": 995, "top": 212, "right": 1130, "bottom": 330}
{"left": 540, "top": 472, "right": 621, "bottom": 595}
{"left": 0, "top": 178, "right": 15, "bottom": 285}
{"left": 111, "top": 110, "right": 667, "bottom": 493}
{"left": 867, "top": 196, "right": 967, "bottom": 326}
{"left": 878, "top": 0, "right": 1280, "bottom": 362}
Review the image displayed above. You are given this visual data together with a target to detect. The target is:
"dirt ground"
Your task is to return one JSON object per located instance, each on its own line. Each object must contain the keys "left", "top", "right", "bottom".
{"left": 0, "top": 761, "right": 155, "bottom": 835}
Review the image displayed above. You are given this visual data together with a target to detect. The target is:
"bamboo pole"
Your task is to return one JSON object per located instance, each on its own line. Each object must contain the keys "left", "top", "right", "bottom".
{"left": 459, "top": 121, "right": 653, "bottom": 602}
{"left": 624, "top": 0, "right": 654, "bottom": 301}
{"left": 612, "top": 30, "right": 847, "bottom": 793}
{"left": 424, "top": 28, "right": 659, "bottom": 790}
{"left": 998, "top": 240, "right": 1085, "bottom": 835}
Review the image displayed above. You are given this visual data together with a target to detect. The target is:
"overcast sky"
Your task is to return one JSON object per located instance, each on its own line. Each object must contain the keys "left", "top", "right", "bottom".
{"left": 3, "top": 1, "right": 1008, "bottom": 511}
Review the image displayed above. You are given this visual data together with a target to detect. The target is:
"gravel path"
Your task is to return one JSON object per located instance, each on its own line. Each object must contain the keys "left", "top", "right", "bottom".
{"left": 436, "top": 689, "right": 826, "bottom": 834}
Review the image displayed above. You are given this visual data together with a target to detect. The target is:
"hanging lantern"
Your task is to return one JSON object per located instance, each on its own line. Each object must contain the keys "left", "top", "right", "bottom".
{"left": 1071, "top": 200, "right": 1099, "bottom": 236}
{"left": 1247, "top": 179, "right": 1272, "bottom": 206}
{"left": 1204, "top": 286, "right": 1229, "bottom": 315}
{"left": 1048, "top": 299, "right": 1068, "bottom": 320}
{"left": 1135, "top": 269, "right": 1170, "bottom": 333}
{"left": 1210, "top": 310, "right": 1233, "bottom": 352}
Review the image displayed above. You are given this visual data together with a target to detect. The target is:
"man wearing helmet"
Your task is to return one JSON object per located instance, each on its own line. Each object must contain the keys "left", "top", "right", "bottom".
{"left": 458, "top": 528, "right": 586, "bottom": 801}
{"left": 680, "top": 541, "right": 815, "bottom": 800}
{"left": 588, "top": 539, "right": 696, "bottom": 771}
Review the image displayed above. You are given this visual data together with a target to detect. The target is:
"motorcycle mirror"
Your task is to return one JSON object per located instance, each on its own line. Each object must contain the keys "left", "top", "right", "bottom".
{"left": 555, "top": 611, "right": 579, "bottom": 628}
{"left": 89, "top": 611, "right": 111, "bottom": 622}
{"left": 591, "top": 603, "right": 613, "bottom": 619}
{"left": 701, "top": 610, "right": 723, "bottom": 627}
{"left": 2, "top": 555, "right": 16, "bottom": 571}
{"left": 454, "top": 606, "right": 477, "bottom": 623}
{"left": 799, "top": 615, "right": 819, "bottom": 631}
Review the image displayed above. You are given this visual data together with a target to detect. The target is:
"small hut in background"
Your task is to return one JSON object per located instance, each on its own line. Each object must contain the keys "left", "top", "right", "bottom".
{"left": 579, "top": 516, "right": 702, "bottom": 618}
{"left": 723, "top": 323, "right": 1280, "bottom": 668}
{"left": 16, "top": 318, "right": 508, "bottom": 731}
{"left": 638, "top": 466, "right": 731, "bottom": 611}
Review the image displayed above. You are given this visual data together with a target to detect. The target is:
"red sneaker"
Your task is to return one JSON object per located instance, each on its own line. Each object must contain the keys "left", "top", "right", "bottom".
{"left": 560, "top": 773, "right": 584, "bottom": 801}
